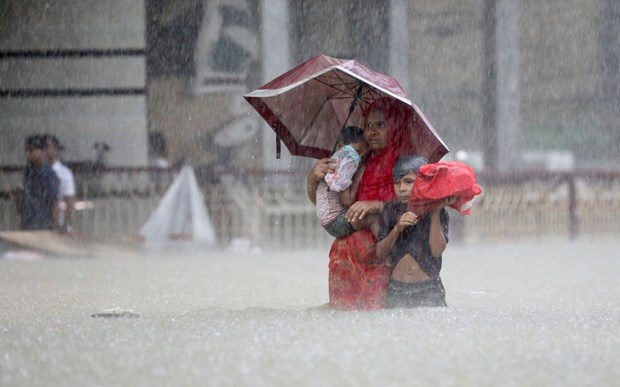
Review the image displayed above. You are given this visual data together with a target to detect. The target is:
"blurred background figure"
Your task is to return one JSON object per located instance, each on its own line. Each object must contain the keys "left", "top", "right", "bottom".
{"left": 148, "top": 132, "right": 172, "bottom": 193}
{"left": 148, "top": 132, "right": 170, "bottom": 169}
{"left": 43, "top": 134, "right": 76, "bottom": 234}
{"left": 15, "top": 135, "right": 59, "bottom": 231}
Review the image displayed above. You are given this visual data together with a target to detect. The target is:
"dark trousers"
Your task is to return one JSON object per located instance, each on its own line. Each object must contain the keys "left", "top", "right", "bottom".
{"left": 386, "top": 277, "right": 447, "bottom": 308}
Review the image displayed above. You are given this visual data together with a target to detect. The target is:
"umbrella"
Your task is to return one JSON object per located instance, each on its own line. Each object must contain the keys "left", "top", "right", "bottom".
{"left": 243, "top": 54, "right": 449, "bottom": 161}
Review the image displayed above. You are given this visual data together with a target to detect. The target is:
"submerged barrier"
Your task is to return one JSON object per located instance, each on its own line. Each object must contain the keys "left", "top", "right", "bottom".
{"left": 1, "top": 166, "right": 619, "bottom": 249}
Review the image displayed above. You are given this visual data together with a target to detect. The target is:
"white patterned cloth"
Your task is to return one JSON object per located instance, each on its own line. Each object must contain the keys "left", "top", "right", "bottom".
{"left": 316, "top": 145, "right": 361, "bottom": 226}
{"left": 324, "top": 145, "right": 360, "bottom": 192}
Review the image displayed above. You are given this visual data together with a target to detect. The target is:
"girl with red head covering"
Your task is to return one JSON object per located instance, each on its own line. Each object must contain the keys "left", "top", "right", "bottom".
{"left": 307, "top": 97, "right": 414, "bottom": 310}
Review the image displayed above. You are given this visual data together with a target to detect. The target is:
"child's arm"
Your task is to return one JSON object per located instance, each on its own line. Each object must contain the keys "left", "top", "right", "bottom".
{"left": 428, "top": 196, "right": 457, "bottom": 257}
{"left": 376, "top": 211, "right": 419, "bottom": 260}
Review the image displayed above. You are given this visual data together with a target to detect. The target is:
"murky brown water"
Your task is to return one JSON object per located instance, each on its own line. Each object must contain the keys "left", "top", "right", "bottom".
{"left": 1, "top": 237, "right": 619, "bottom": 387}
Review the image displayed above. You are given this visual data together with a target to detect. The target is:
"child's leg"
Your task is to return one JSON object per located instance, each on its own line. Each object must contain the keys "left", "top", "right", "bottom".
{"left": 324, "top": 213, "right": 357, "bottom": 238}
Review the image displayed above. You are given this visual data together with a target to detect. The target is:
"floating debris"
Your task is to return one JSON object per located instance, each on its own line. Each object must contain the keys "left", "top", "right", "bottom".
{"left": 2, "top": 249, "right": 47, "bottom": 261}
{"left": 91, "top": 307, "right": 140, "bottom": 319}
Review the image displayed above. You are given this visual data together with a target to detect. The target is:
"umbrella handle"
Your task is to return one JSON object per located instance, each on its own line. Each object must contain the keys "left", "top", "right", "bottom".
{"left": 342, "top": 81, "right": 366, "bottom": 130}
{"left": 276, "top": 135, "right": 281, "bottom": 159}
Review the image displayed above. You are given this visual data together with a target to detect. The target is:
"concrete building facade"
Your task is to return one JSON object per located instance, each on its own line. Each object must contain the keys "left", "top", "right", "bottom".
{"left": 0, "top": 0, "right": 148, "bottom": 167}
{"left": 1, "top": 0, "right": 618, "bottom": 172}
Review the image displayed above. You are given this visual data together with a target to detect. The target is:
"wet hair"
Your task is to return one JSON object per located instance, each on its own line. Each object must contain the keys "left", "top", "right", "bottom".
{"left": 392, "top": 156, "right": 428, "bottom": 179}
{"left": 25, "top": 135, "right": 47, "bottom": 150}
{"left": 333, "top": 126, "right": 364, "bottom": 153}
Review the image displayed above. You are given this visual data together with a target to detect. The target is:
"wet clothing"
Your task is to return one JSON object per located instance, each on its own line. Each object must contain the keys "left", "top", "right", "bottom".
{"left": 316, "top": 180, "right": 345, "bottom": 226}
{"left": 323, "top": 212, "right": 356, "bottom": 238}
{"left": 316, "top": 145, "right": 360, "bottom": 237}
{"left": 21, "top": 163, "right": 59, "bottom": 230}
{"left": 326, "top": 97, "right": 415, "bottom": 310}
{"left": 356, "top": 146, "right": 399, "bottom": 202}
{"left": 378, "top": 201, "right": 449, "bottom": 279}
{"left": 52, "top": 160, "right": 75, "bottom": 227}
{"left": 323, "top": 145, "right": 360, "bottom": 192}
{"left": 327, "top": 147, "right": 400, "bottom": 310}
{"left": 386, "top": 278, "right": 447, "bottom": 308}
{"left": 329, "top": 149, "right": 397, "bottom": 310}
{"left": 51, "top": 160, "right": 76, "bottom": 199}
{"left": 328, "top": 228, "right": 389, "bottom": 310}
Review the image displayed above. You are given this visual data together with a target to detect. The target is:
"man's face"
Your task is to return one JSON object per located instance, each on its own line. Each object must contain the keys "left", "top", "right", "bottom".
{"left": 364, "top": 109, "right": 388, "bottom": 152}
{"left": 393, "top": 171, "right": 417, "bottom": 203}
{"left": 26, "top": 147, "right": 46, "bottom": 166}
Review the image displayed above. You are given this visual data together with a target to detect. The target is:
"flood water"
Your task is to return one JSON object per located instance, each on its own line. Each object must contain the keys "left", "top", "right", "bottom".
{"left": 1, "top": 237, "right": 619, "bottom": 387}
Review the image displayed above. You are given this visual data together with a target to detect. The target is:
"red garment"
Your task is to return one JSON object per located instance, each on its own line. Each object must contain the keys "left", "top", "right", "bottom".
{"left": 357, "top": 97, "right": 412, "bottom": 202}
{"left": 327, "top": 97, "right": 410, "bottom": 310}
{"left": 356, "top": 147, "right": 398, "bottom": 202}
{"left": 408, "top": 161, "right": 482, "bottom": 216}
{"left": 328, "top": 229, "right": 389, "bottom": 310}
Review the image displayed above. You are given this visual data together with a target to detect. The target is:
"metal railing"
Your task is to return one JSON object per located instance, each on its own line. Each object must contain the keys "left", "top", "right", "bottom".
{"left": 464, "top": 170, "right": 620, "bottom": 242}
{"left": 2, "top": 166, "right": 619, "bottom": 249}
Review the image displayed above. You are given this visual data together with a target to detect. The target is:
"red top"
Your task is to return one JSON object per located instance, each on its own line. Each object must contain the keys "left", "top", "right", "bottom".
{"left": 357, "top": 97, "right": 413, "bottom": 202}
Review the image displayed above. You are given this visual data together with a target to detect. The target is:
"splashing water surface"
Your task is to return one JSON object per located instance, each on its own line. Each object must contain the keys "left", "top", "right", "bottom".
{"left": 1, "top": 237, "right": 619, "bottom": 387}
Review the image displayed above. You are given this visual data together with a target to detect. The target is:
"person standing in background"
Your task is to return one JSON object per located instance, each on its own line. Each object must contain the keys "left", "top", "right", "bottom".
{"left": 43, "top": 134, "right": 76, "bottom": 234}
{"left": 16, "top": 135, "right": 59, "bottom": 230}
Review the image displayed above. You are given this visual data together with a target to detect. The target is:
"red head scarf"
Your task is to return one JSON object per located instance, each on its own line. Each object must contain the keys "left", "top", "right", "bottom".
{"left": 356, "top": 97, "right": 413, "bottom": 201}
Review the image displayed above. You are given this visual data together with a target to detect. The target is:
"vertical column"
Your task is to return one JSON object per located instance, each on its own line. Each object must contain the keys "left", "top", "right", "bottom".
{"left": 482, "top": 0, "right": 497, "bottom": 170}
{"left": 389, "top": 0, "right": 410, "bottom": 94}
{"left": 495, "top": 0, "right": 521, "bottom": 170}
{"left": 482, "top": 0, "right": 521, "bottom": 171}
{"left": 601, "top": 0, "right": 620, "bottom": 159}
{"left": 260, "top": 0, "right": 291, "bottom": 170}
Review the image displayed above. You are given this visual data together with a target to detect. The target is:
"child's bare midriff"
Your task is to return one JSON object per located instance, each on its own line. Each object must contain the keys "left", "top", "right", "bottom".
{"left": 391, "top": 254, "right": 431, "bottom": 283}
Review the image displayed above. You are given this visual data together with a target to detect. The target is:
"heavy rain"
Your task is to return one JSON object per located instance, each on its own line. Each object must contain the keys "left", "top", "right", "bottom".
{"left": 1, "top": 1, "right": 619, "bottom": 386}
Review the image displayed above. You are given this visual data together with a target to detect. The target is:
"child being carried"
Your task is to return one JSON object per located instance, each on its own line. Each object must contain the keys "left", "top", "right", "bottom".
{"left": 315, "top": 126, "right": 378, "bottom": 238}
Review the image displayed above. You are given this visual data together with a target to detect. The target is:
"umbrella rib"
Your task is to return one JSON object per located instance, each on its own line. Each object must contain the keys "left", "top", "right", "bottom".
{"left": 330, "top": 71, "right": 358, "bottom": 95}
{"left": 313, "top": 79, "right": 357, "bottom": 97}
{"left": 297, "top": 96, "right": 330, "bottom": 146}
{"left": 296, "top": 72, "right": 389, "bottom": 151}
{"left": 313, "top": 71, "right": 358, "bottom": 98}
{"left": 359, "top": 87, "right": 383, "bottom": 110}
